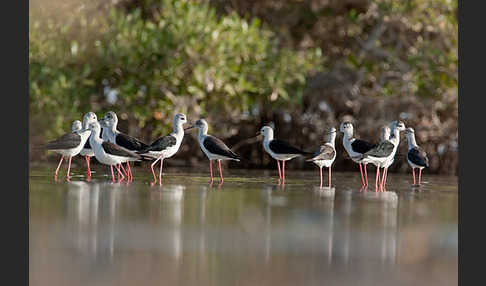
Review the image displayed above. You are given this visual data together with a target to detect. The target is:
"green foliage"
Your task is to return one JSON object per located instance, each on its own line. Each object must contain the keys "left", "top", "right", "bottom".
{"left": 29, "top": 0, "right": 322, "bottom": 139}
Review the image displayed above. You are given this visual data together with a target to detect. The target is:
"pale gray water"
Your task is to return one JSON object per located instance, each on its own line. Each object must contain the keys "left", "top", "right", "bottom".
{"left": 29, "top": 164, "right": 458, "bottom": 286}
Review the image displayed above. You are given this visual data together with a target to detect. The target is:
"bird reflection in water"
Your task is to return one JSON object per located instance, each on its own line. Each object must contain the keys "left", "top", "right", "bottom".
{"left": 66, "top": 181, "right": 119, "bottom": 264}
{"left": 149, "top": 184, "right": 185, "bottom": 263}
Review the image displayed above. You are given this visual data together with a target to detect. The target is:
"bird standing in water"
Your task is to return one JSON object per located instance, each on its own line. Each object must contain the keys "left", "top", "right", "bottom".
{"left": 100, "top": 111, "right": 149, "bottom": 181}
{"left": 43, "top": 112, "right": 97, "bottom": 181}
{"left": 405, "top": 127, "right": 429, "bottom": 186}
{"left": 307, "top": 127, "right": 337, "bottom": 188}
{"left": 259, "top": 125, "right": 312, "bottom": 185}
{"left": 190, "top": 119, "right": 240, "bottom": 185}
{"left": 137, "top": 113, "right": 189, "bottom": 186}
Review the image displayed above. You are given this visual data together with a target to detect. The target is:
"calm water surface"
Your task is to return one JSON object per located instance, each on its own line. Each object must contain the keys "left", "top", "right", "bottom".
{"left": 29, "top": 164, "right": 458, "bottom": 286}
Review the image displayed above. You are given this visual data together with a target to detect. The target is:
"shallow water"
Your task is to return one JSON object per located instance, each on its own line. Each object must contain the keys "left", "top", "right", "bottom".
{"left": 29, "top": 164, "right": 458, "bottom": 286}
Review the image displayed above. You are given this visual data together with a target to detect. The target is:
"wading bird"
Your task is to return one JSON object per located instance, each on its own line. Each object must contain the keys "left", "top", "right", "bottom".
{"left": 259, "top": 126, "right": 311, "bottom": 185}
{"left": 306, "top": 127, "right": 337, "bottom": 188}
{"left": 405, "top": 127, "right": 429, "bottom": 186}
{"left": 190, "top": 119, "right": 240, "bottom": 185}
{"left": 137, "top": 113, "right": 189, "bottom": 186}
{"left": 44, "top": 112, "right": 97, "bottom": 181}
{"left": 362, "top": 121, "right": 405, "bottom": 190}
{"left": 340, "top": 122, "right": 377, "bottom": 187}
{"left": 100, "top": 111, "right": 149, "bottom": 181}
{"left": 379, "top": 121, "right": 406, "bottom": 189}
{"left": 88, "top": 121, "right": 142, "bottom": 183}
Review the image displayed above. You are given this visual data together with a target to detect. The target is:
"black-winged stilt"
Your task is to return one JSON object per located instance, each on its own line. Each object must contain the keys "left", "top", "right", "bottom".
{"left": 189, "top": 119, "right": 240, "bottom": 185}
{"left": 99, "top": 111, "right": 149, "bottom": 181}
{"left": 306, "top": 127, "right": 337, "bottom": 188}
{"left": 379, "top": 121, "right": 406, "bottom": 188}
{"left": 44, "top": 112, "right": 97, "bottom": 181}
{"left": 339, "top": 122, "right": 377, "bottom": 187}
{"left": 88, "top": 121, "right": 142, "bottom": 183}
{"left": 79, "top": 119, "right": 104, "bottom": 179}
{"left": 362, "top": 121, "right": 405, "bottom": 190}
{"left": 405, "top": 127, "right": 429, "bottom": 186}
{"left": 259, "top": 125, "right": 311, "bottom": 185}
{"left": 72, "top": 120, "right": 82, "bottom": 132}
{"left": 137, "top": 113, "right": 189, "bottom": 186}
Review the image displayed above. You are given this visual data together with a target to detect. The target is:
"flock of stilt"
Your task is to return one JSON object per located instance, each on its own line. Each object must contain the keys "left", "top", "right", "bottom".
{"left": 41, "top": 111, "right": 429, "bottom": 190}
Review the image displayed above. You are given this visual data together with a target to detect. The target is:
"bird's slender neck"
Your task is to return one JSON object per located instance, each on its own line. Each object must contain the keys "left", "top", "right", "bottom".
{"left": 198, "top": 124, "right": 209, "bottom": 138}
{"left": 90, "top": 128, "right": 103, "bottom": 145}
{"left": 109, "top": 122, "right": 117, "bottom": 134}
{"left": 390, "top": 128, "right": 401, "bottom": 145}
{"left": 172, "top": 121, "right": 184, "bottom": 137}
{"left": 328, "top": 133, "right": 336, "bottom": 147}
{"left": 342, "top": 129, "right": 353, "bottom": 143}
{"left": 406, "top": 134, "right": 418, "bottom": 150}
{"left": 82, "top": 119, "right": 91, "bottom": 130}
{"left": 263, "top": 130, "right": 274, "bottom": 142}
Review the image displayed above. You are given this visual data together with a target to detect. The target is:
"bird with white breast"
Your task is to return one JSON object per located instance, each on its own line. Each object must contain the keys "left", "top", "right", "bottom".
{"left": 137, "top": 113, "right": 189, "bottom": 186}
{"left": 43, "top": 112, "right": 97, "bottom": 181}
{"left": 259, "top": 125, "right": 312, "bottom": 185}
{"left": 88, "top": 120, "right": 142, "bottom": 183}
{"left": 405, "top": 127, "right": 429, "bottom": 186}
{"left": 189, "top": 119, "right": 240, "bottom": 185}
{"left": 307, "top": 127, "right": 337, "bottom": 188}
{"left": 340, "top": 122, "right": 377, "bottom": 187}
{"left": 100, "top": 111, "right": 149, "bottom": 181}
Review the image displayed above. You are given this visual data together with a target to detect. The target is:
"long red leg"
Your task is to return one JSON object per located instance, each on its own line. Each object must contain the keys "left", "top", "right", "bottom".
{"left": 126, "top": 162, "right": 132, "bottom": 181}
{"left": 364, "top": 163, "right": 369, "bottom": 186}
{"left": 209, "top": 160, "right": 214, "bottom": 184}
{"left": 381, "top": 168, "right": 387, "bottom": 190}
{"left": 66, "top": 156, "right": 72, "bottom": 182}
{"left": 319, "top": 167, "right": 323, "bottom": 188}
{"left": 116, "top": 164, "right": 120, "bottom": 182}
{"left": 359, "top": 163, "right": 365, "bottom": 186}
{"left": 54, "top": 155, "right": 64, "bottom": 180}
{"left": 418, "top": 168, "right": 422, "bottom": 185}
{"left": 117, "top": 164, "right": 121, "bottom": 181}
{"left": 217, "top": 160, "right": 223, "bottom": 184}
{"left": 116, "top": 164, "right": 125, "bottom": 183}
{"left": 412, "top": 168, "right": 416, "bottom": 185}
{"left": 277, "top": 160, "right": 282, "bottom": 184}
{"left": 374, "top": 167, "right": 380, "bottom": 191}
{"left": 119, "top": 163, "right": 128, "bottom": 178}
{"left": 110, "top": 165, "right": 115, "bottom": 183}
{"left": 282, "top": 160, "right": 286, "bottom": 184}
{"left": 328, "top": 167, "right": 332, "bottom": 188}
{"left": 158, "top": 159, "right": 164, "bottom": 186}
{"left": 85, "top": 155, "right": 91, "bottom": 177}
{"left": 150, "top": 157, "right": 162, "bottom": 185}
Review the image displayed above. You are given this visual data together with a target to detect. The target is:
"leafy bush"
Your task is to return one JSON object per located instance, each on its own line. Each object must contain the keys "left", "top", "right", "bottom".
{"left": 29, "top": 0, "right": 322, "bottom": 142}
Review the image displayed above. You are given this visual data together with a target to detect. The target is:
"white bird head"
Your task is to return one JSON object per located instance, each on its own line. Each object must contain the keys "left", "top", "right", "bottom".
{"left": 327, "top": 127, "right": 337, "bottom": 143}
{"left": 82, "top": 112, "right": 98, "bottom": 129}
{"left": 174, "top": 113, "right": 188, "bottom": 126}
{"left": 339, "top": 122, "right": 353, "bottom": 136}
{"left": 88, "top": 121, "right": 102, "bottom": 135}
{"left": 391, "top": 120, "right": 406, "bottom": 132}
{"left": 259, "top": 126, "right": 274, "bottom": 140}
{"left": 101, "top": 111, "right": 118, "bottom": 129}
{"left": 194, "top": 119, "right": 208, "bottom": 128}
{"left": 72, "top": 120, "right": 82, "bottom": 132}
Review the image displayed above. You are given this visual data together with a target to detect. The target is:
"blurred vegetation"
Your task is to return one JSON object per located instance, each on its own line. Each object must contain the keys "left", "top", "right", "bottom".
{"left": 30, "top": 0, "right": 457, "bottom": 175}
{"left": 30, "top": 0, "right": 321, "bottom": 137}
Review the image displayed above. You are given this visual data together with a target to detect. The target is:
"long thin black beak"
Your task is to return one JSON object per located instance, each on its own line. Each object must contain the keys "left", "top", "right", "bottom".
{"left": 184, "top": 125, "right": 195, "bottom": 131}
